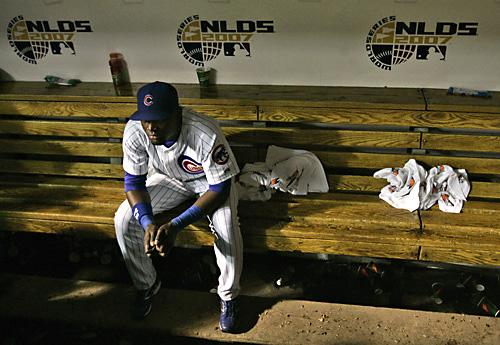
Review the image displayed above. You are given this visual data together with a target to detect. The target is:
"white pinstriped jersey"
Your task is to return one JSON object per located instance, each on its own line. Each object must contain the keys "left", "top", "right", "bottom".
{"left": 122, "top": 108, "right": 239, "bottom": 193}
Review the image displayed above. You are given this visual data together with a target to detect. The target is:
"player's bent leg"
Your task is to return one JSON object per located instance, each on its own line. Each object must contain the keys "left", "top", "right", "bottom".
{"left": 115, "top": 175, "right": 193, "bottom": 291}
{"left": 209, "top": 181, "right": 243, "bottom": 302}
{"left": 115, "top": 199, "right": 157, "bottom": 290}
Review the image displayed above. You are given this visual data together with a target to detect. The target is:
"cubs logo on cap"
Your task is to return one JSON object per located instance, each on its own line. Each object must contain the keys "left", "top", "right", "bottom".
{"left": 143, "top": 94, "right": 153, "bottom": 106}
{"left": 131, "top": 81, "right": 179, "bottom": 121}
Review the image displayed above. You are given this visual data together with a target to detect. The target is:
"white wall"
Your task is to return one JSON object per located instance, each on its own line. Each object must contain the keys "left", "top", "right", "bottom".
{"left": 1, "top": 0, "right": 499, "bottom": 90}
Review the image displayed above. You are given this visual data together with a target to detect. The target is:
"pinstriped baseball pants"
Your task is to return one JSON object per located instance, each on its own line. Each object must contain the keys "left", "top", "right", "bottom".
{"left": 114, "top": 174, "right": 243, "bottom": 301}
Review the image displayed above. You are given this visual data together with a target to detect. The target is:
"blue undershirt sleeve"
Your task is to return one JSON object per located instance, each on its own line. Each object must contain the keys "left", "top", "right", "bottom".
{"left": 208, "top": 179, "right": 231, "bottom": 193}
{"left": 124, "top": 172, "right": 147, "bottom": 192}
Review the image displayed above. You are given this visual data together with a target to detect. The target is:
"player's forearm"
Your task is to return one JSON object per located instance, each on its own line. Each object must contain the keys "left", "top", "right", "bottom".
{"left": 126, "top": 189, "right": 154, "bottom": 230}
{"left": 170, "top": 183, "right": 230, "bottom": 232}
{"left": 126, "top": 189, "right": 151, "bottom": 207}
{"left": 194, "top": 188, "right": 229, "bottom": 214}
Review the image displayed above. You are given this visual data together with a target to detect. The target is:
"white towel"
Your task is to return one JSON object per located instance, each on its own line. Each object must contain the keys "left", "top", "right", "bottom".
{"left": 373, "top": 159, "right": 427, "bottom": 212}
{"left": 374, "top": 160, "right": 470, "bottom": 213}
{"left": 236, "top": 145, "right": 329, "bottom": 200}
{"left": 426, "top": 165, "right": 470, "bottom": 213}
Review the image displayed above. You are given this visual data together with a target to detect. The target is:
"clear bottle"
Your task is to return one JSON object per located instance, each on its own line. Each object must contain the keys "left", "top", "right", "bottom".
{"left": 109, "top": 52, "right": 132, "bottom": 96}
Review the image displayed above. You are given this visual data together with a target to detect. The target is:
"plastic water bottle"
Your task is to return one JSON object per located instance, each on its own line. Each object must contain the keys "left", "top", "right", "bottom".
{"left": 109, "top": 52, "right": 132, "bottom": 96}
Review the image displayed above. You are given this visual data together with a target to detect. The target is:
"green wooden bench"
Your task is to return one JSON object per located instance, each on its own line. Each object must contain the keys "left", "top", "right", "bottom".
{"left": 0, "top": 82, "right": 498, "bottom": 267}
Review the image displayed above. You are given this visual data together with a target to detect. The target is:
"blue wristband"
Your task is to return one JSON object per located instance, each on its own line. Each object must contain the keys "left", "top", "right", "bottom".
{"left": 132, "top": 202, "right": 154, "bottom": 231}
{"left": 171, "top": 205, "right": 203, "bottom": 232}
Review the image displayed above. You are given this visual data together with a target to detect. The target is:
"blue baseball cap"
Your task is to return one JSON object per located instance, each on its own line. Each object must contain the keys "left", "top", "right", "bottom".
{"left": 130, "top": 81, "right": 179, "bottom": 121}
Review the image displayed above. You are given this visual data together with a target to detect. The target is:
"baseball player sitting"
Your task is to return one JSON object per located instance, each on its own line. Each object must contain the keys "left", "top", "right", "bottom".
{"left": 114, "top": 81, "right": 243, "bottom": 333}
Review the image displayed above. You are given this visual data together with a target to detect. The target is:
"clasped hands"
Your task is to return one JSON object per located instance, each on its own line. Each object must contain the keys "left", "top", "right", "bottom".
{"left": 144, "top": 222, "right": 178, "bottom": 257}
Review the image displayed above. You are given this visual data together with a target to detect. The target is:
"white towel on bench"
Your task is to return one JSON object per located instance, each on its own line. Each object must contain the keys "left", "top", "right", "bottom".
{"left": 374, "top": 160, "right": 470, "bottom": 213}
{"left": 236, "top": 145, "right": 329, "bottom": 201}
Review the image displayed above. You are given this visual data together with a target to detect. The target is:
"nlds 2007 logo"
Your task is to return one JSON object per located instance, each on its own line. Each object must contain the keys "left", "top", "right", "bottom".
{"left": 177, "top": 15, "right": 274, "bottom": 67}
{"left": 366, "top": 16, "right": 478, "bottom": 70}
{"left": 7, "top": 15, "right": 92, "bottom": 64}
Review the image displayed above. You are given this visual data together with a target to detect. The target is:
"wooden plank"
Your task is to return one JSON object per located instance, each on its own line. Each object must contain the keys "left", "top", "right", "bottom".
{"left": 226, "top": 127, "right": 420, "bottom": 149}
{"left": 419, "top": 204, "right": 500, "bottom": 253}
{"left": 0, "top": 185, "right": 124, "bottom": 207}
{"left": 0, "top": 216, "right": 418, "bottom": 259}
{"left": 422, "top": 133, "right": 500, "bottom": 153}
{"left": 0, "top": 139, "right": 122, "bottom": 157}
{"left": 239, "top": 194, "right": 420, "bottom": 228}
{"left": 327, "top": 174, "right": 500, "bottom": 199}
{"left": 0, "top": 203, "right": 114, "bottom": 224}
{"left": 413, "top": 155, "right": 500, "bottom": 175}
{"left": 240, "top": 219, "right": 421, "bottom": 246}
{"left": 0, "top": 175, "right": 123, "bottom": 190}
{"left": 0, "top": 159, "right": 123, "bottom": 178}
{"left": 245, "top": 236, "right": 419, "bottom": 259}
{"left": 315, "top": 151, "right": 500, "bottom": 175}
{"left": 0, "top": 119, "right": 125, "bottom": 138}
{"left": 423, "top": 88, "right": 500, "bottom": 113}
{"left": 259, "top": 107, "right": 417, "bottom": 126}
{"left": 0, "top": 101, "right": 133, "bottom": 118}
{"left": 0, "top": 82, "right": 426, "bottom": 109}
{"left": 469, "top": 181, "right": 500, "bottom": 199}
{"left": 0, "top": 101, "right": 257, "bottom": 121}
{"left": 419, "top": 247, "right": 500, "bottom": 267}
{"left": 183, "top": 105, "right": 257, "bottom": 120}
{"left": 315, "top": 152, "right": 414, "bottom": 170}
{"left": 0, "top": 217, "right": 214, "bottom": 246}
{"left": 0, "top": 217, "right": 116, "bottom": 238}
{"left": 414, "top": 111, "right": 500, "bottom": 130}
{"left": 328, "top": 175, "right": 383, "bottom": 193}
{"left": 260, "top": 107, "right": 500, "bottom": 130}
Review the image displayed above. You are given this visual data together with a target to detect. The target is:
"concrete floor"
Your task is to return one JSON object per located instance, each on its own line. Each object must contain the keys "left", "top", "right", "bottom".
{"left": 1, "top": 273, "right": 499, "bottom": 345}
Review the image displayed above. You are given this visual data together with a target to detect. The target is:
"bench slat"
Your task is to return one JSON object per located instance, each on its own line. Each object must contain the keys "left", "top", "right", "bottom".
{"left": 0, "top": 175, "right": 123, "bottom": 190}
{"left": 422, "top": 133, "right": 500, "bottom": 153}
{"left": 0, "top": 139, "right": 123, "bottom": 157}
{"left": 413, "top": 156, "right": 500, "bottom": 175}
{"left": 419, "top": 247, "right": 500, "bottom": 267}
{"left": 228, "top": 128, "right": 420, "bottom": 149}
{"left": 239, "top": 195, "right": 420, "bottom": 229}
{"left": 259, "top": 107, "right": 417, "bottom": 126}
{"left": 316, "top": 151, "right": 500, "bottom": 175}
{"left": 0, "top": 119, "right": 126, "bottom": 138}
{"left": 260, "top": 107, "right": 500, "bottom": 131}
{"left": 0, "top": 186, "right": 124, "bottom": 206}
{"left": 0, "top": 159, "right": 123, "bottom": 178}
{"left": 244, "top": 235, "right": 419, "bottom": 259}
{"left": 415, "top": 111, "right": 500, "bottom": 130}
{"left": 0, "top": 101, "right": 257, "bottom": 121}
{"left": 0, "top": 101, "right": 132, "bottom": 118}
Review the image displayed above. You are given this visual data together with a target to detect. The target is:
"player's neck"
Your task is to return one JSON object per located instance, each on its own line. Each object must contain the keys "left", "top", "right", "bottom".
{"left": 164, "top": 113, "right": 182, "bottom": 145}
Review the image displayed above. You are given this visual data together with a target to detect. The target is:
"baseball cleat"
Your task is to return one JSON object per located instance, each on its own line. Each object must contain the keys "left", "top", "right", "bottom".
{"left": 219, "top": 299, "right": 238, "bottom": 333}
{"left": 132, "top": 277, "right": 161, "bottom": 320}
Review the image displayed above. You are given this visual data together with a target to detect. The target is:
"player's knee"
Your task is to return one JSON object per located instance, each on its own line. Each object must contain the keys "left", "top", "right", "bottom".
{"left": 114, "top": 201, "right": 133, "bottom": 238}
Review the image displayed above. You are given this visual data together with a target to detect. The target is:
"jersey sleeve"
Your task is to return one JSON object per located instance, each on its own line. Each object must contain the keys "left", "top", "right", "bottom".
{"left": 122, "top": 122, "right": 149, "bottom": 176}
{"left": 201, "top": 125, "right": 240, "bottom": 185}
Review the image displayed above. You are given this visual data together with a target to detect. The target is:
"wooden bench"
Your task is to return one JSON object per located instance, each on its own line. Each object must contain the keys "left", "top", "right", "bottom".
{"left": 0, "top": 82, "right": 498, "bottom": 267}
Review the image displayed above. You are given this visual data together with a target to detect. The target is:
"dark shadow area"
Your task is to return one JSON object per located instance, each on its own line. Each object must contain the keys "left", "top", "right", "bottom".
{"left": 0, "top": 69, "right": 14, "bottom": 81}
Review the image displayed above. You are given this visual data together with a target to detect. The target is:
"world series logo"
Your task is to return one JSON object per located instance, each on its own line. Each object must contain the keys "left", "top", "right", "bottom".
{"left": 366, "top": 16, "right": 478, "bottom": 70}
{"left": 177, "top": 15, "right": 274, "bottom": 67}
{"left": 7, "top": 15, "right": 93, "bottom": 64}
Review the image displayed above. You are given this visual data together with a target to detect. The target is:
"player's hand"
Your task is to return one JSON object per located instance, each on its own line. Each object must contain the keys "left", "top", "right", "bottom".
{"left": 144, "top": 223, "right": 159, "bottom": 257}
{"left": 154, "top": 222, "right": 178, "bottom": 257}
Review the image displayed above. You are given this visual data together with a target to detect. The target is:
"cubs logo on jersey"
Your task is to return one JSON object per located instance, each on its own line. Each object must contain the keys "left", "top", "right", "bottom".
{"left": 212, "top": 144, "right": 229, "bottom": 165}
{"left": 178, "top": 155, "right": 204, "bottom": 174}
